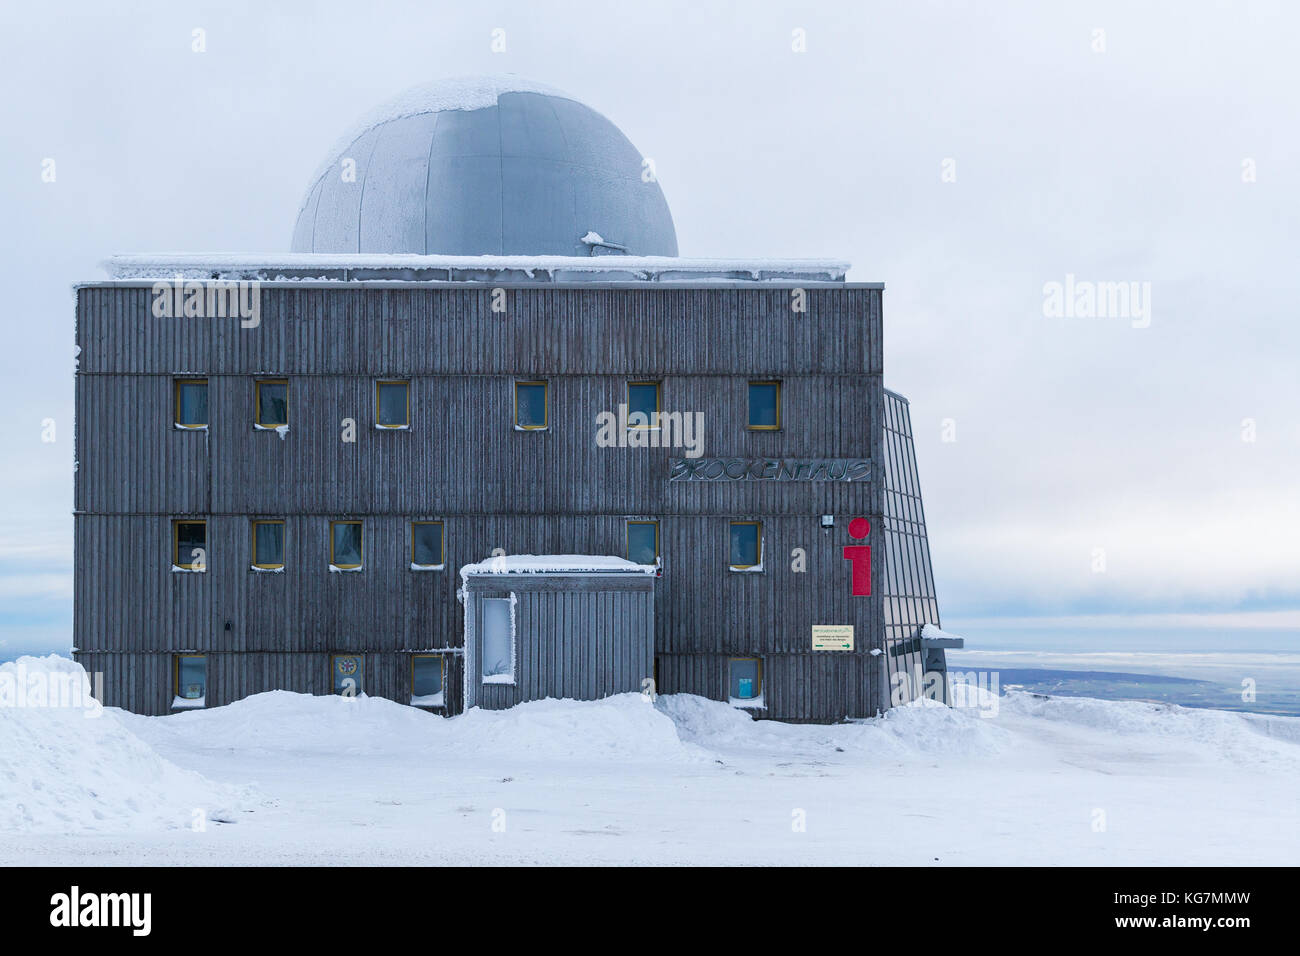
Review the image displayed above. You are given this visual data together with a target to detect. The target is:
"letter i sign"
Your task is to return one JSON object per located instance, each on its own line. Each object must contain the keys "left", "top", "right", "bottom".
{"left": 843, "top": 518, "right": 871, "bottom": 596}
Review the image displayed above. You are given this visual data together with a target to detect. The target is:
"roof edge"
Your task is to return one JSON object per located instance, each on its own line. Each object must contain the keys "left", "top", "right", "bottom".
{"left": 101, "top": 254, "right": 854, "bottom": 285}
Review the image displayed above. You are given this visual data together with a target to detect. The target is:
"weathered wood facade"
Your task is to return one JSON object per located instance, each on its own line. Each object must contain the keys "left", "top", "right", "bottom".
{"left": 71, "top": 279, "right": 926, "bottom": 721}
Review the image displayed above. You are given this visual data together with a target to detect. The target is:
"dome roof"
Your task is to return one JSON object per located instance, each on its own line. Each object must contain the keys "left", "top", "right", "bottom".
{"left": 291, "top": 76, "right": 677, "bottom": 257}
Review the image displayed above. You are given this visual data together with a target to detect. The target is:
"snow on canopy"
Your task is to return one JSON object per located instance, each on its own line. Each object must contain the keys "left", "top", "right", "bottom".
{"left": 460, "top": 553, "right": 655, "bottom": 581}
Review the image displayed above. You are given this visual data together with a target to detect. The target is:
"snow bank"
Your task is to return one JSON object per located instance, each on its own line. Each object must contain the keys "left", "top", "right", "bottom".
{"left": 656, "top": 693, "right": 1013, "bottom": 758}
{"left": 0, "top": 656, "right": 251, "bottom": 833}
{"left": 125, "top": 689, "right": 703, "bottom": 765}
{"left": 119, "top": 689, "right": 436, "bottom": 757}
{"left": 451, "top": 694, "right": 700, "bottom": 762}
{"left": 998, "top": 691, "right": 1300, "bottom": 769}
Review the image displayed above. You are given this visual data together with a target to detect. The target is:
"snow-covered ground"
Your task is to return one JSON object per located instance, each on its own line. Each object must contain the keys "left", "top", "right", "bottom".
{"left": 3, "top": 655, "right": 1298, "bottom": 865}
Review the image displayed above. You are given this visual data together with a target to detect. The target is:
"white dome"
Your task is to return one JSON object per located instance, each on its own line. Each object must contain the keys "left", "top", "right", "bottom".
{"left": 291, "top": 76, "right": 678, "bottom": 257}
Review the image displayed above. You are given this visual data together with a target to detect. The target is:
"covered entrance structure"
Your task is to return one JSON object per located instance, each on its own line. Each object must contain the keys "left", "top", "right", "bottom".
{"left": 459, "top": 555, "right": 657, "bottom": 710}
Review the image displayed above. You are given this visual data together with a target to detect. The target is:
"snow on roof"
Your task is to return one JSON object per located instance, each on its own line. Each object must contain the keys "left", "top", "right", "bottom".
{"left": 920, "top": 623, "right": 965, "bottom": 647}
{"left": 460, "top": 554, "right": 656, "bottom": 579}
{"left": 99, "top": 253, "right": 851, "bottom": 284}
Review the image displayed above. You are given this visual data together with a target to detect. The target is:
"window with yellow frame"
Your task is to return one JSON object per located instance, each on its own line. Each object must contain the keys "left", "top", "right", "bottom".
{"left": 411, "top": 654, "right": 445, "bottom": 707}
{"left": 329, "top": 520, "right": 363, "bottom": 570}
{"left": 376, "top": 380, "right": 410, "bottom": 429}
{"left": 255, "top": 379, "right": 289, "bottom": 428}
{"left": 411, "top": 521, "right": 444, "bottom": 569}
{"left": 626, "top": 381, "right": 660, "bottom": 428}
{"left": 514, "top": 381, "right": 548, "bottom": 430}
{"left": 173, "top": 654, "right": 207, "bottom": 707}
{"left": 729, "top": 657, "right": 763, "bottom": 704}
{"left": 251, "top": 520, "right": 285, "bottom": 570}
{"left": 728, "top": 520, "right": 762, "bottom": 570}
{"left": 173, "top": 520, "right": 207, "bottom": 571}
{"left": 746, "top": 381, "right": 781, "bottom": 430}
{"left": 174, "top": 378, "right": 208, "bottom": 429}
{"left": 626, "top": 520, "right": 659, "bottom": 566}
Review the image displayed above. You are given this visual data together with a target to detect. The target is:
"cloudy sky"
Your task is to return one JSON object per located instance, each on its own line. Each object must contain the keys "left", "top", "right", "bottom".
{"left": 2, "top": 0, "right": 1296, "bottom": 658}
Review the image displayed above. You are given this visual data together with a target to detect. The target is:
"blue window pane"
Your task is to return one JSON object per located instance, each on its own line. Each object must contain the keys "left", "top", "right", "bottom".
{"left": 254, "top": 523, "right": 283, "bottom": 566}
{"left": 333, "top": 655, "right": 363, "bottom": 696}
{"left": 729, "top": 523, "right": 760, "bottom": 567}
{"left": 332, "top": 523, "right": 362, "bottom": 567}
{"left": 413, "top": 657, "right": 443, "bottom": 698}
{"left": 177, "top": 657, "right": 206, "bottom": 700}
{"left": 412, "top": 523, "right": 443, "bottom": 566}
{"left": 627, "top": 383, "right": 658, "bottom": 427}
{"left": 176, "top": 382, "right": 207, "bottom": 426}
{"left": 730, "top": 658, "right": 761, "bottom": 700}
{"left": 627, "top": 522, "right": 657, "bottom": 565}
{"left": 258, "top": 382, "right": 288, "bottom": 426}
{"left": 516, "top": 383, "right": 547, "bottom": 428}
{"left": 176, "top": 522, "right": 205, "bottom": 566}
{"left": 747, "top": 383, "right": 779, "bottom": 428}
{"left": 377, "top": 382, "right": 408, "bottom": 426}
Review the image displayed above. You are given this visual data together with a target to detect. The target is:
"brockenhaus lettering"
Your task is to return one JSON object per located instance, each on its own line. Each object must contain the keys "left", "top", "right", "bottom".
{"left": 668, "top": 457, "right": 870, "bottom": 481}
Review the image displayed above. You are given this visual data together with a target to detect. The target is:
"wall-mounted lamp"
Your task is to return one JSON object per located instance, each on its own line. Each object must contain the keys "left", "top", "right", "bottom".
{"left": 820, "top": 515, "right": 834, "bottom": 528}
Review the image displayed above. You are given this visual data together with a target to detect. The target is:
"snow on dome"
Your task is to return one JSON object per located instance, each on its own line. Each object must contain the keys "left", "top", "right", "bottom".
{"left": 292, "top": 75, "right": 678, "bottom": 258}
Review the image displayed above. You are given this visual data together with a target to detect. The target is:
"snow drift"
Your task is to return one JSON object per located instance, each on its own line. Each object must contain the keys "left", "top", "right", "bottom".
{"left": 0, "top": 656, "right": 252, "bottom": 833}
{"left": 657, "top": 692, "right": 1014, "bottom": 757}
{"left": 125, "top": 688, "right": 700, "bottom": 764}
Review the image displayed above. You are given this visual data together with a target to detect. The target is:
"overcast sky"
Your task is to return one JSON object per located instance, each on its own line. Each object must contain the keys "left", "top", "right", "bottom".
{"left": 2, "top": 0, "right": 1297, "bottom": 658}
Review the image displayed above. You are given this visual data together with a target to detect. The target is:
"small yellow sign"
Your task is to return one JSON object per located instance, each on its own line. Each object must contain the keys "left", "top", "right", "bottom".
{"left": 812, "top": 625, "right": 854, "bottom": 651}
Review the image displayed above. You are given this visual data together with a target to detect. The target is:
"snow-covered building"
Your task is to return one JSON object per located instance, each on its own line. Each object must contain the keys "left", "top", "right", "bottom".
{"left": 72, "top": 76, "right": 955, "bottom": 720}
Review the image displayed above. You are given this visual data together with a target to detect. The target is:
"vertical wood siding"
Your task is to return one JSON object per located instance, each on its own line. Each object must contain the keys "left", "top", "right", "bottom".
{"left": 74, "top": 285, "right": 887, "bottom": 719}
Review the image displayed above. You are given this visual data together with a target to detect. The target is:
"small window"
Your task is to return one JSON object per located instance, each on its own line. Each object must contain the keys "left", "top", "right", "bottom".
{"left": 330, "top": 521, "right": 363, "bottom": 570}
{"left": 514, "top": 381, "right": 548, "bottom": 430}
{"left": 332, "top": 654, "right": 363, "bottom": 697}
{"left": 626, "top": 520, "right": 659, "bottom": 566}
{"left": 376, "top": 381, "right": 410, "bottom": 429}
{"left": 626, "top": 382, "right": 660, "bottom": 428}
{"left": 173, "top": 655, "right": 207, "bottom": 708}
{"left": 411, "top": 521, "right": 444, "bottom": 569}
{"left": 729, "top": 521, "right": 762, "bottom": 570}
{"left": 411, "top": 655, "right": 445, "bottom": 707}
{"left": 251, "top": 520, "right": 284, "bottom": 570}
{"left": 481, "top": 597, "right": 514, "bottom": 683}
{"left": 747, "top": 381, "right": 781, "bottom": 430}
{"left": 173, "top": 520, "right": 207, "bottom": 571}
{"left": 256, "top": 379, "right": 289, "bottom": 428}
{"left": 729, "top": 657, "right": 763, "bottom": 706}
{"left": 174, "top": 379, "right": 208, "bottom": 429}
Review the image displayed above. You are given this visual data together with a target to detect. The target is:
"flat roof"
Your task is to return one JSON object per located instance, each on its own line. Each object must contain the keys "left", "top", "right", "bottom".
{"left": 99, "top": 253, "right": 856, "bottom": 285}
